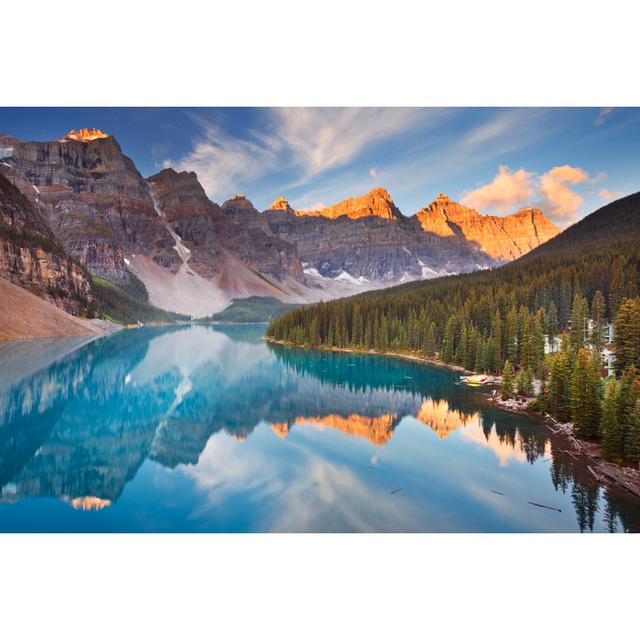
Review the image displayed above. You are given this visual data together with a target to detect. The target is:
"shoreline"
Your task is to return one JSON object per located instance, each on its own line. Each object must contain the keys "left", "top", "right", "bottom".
{"left": 266, "top": 336, "right": 640, "bottom": 499}
{"left": 264, "top": 337, "right": 474, "bottom": 374}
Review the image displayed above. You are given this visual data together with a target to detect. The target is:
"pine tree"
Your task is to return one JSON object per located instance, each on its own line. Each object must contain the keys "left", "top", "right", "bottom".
{"left": 625, "top": 400, "right": 640, "bottom": 465}
{"left": 570, "top": 347, "right": 602, "bottom": 440}
{"left": 569, "top": 293, "right": 589, "bottom": 354}
{"left": 532, "top": 311, "right": 546, "bottom": 379}
{"left": 613, "top": 297, "right": 640, "bottom": 374}
{"left": 516, "top": 367, "right": 534, "bottom": 397}
{"left": 490, "top": 310, "right": 503, "bottom": 372}
{"left": 441, "top": 317, "right": 456, "bottom": 363}
{"left": 547, "top": 300, "right": 560, "bottom": 341}
{"left": 610, "top": 257, "right": 625, "bottom": 318}
{"left": 617, "top": 365, "right": 640, "bottom": 454}
{"left": 501, "top": 360, "right": 515, "bottom": 400}
{"left": 506, "top": 307, "right": 517, "bottom": 363}
{"left": 548, "top": 350, "right": 572, "bottom": 422}
{"left": 590, "top": 290, "right": 606, "bottom": 352}
{"left": 602, "top": 379, "right": 623, "bottom": 462}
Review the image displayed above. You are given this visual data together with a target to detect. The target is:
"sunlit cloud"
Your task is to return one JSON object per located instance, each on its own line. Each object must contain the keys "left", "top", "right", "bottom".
{"left": 461, "top": 166, "right": 535, "bottom": 213}
{"left": 461, "top": 163, "right": 595, "bottom": 224}
{"left": 599, "top": 188, "right": 621, "bottom": 200}
{"left": 538, "top": 165, "right": 589, "bottom": 221}
{"left": 595, "top": 107, "right": 614, "bottom": 126}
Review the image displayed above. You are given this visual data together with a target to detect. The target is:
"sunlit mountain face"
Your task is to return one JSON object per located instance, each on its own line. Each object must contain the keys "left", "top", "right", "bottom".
{"left": 1, "top": 325, "right": 639, "bottom": 532}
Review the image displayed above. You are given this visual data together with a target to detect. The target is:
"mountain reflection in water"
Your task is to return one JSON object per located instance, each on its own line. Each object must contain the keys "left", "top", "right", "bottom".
{"left": 1, "top": 324, "right": 639, "bottom": 532}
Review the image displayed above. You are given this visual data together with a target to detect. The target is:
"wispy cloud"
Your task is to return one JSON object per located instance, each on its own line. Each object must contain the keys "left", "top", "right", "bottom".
{"left": 594, "top": 107, "right": 614, "bottom": 126}
{"left": 165, "top": 108, "right": 442, "bottom": 202}
{"left": 270, "top": 107, "right": 435, "bottom": 180}
{"left": 163, "top": 113, "right": 279, "bottom": 202}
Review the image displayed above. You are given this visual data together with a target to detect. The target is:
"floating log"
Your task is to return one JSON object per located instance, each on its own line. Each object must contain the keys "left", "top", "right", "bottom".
{"left": 528, "top": 501, "right": 562, "bottom": 512}
{"left": 490, "top": 490, "right": 505, "bottom": 495}
{"left": 390, "top": 488, "right": 402, "bottom": 495}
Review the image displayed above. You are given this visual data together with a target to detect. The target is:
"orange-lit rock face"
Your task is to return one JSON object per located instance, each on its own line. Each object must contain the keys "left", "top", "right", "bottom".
{"left": 295, "top": 187, "right": 402, "bottom": 221}
{"left": 59, "top": 128, "right": 110, "bottom": 142}
{"left": 266, "top": 196, "right": 294, "bottom": 214}
{"left": 271, "top": 413, "right": 397, "bottom": 445}
{"left": 67, "top": 496, "right": 112, "bottom": 511}
{"left": 416, "top": 193, "right": 560, "bottom": 261}
{"left": 415, "top": 398, "right": 480, "bottom": 438}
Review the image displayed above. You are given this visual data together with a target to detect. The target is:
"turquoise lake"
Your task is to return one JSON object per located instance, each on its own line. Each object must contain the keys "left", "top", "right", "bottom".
{"left": 1, "top": 324, "right": 639, "bottom": 533}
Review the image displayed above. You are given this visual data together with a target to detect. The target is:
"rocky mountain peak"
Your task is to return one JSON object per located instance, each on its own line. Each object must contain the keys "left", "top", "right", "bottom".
{"left": 295, "top": 187, "right": 402, "bottom": 221}
{"left": 267, "top": 196, "right": 294, "bottom": 214}
{"left": 222, "top": 194, "right": 257, "bottom": 214}
{"left": 59, "top": 128, "right": 110, "bottom": 142}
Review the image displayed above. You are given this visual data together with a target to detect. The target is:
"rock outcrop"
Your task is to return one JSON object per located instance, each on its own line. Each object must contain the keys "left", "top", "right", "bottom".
{"left": 266, "top": 196, "right": 294, "bottom": 214}
{"left": 415, "top": 193, "right": 560, "bottom": 261}
{"left": 59, "top": 128, "right": 111, "bottom": 142}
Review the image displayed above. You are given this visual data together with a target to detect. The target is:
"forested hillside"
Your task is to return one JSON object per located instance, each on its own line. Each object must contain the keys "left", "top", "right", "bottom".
{"left": 268, "top": 192, "right": 640, "bottom": 368}
{"left": 268, "top": 192, "right": 640, "bottom": 464}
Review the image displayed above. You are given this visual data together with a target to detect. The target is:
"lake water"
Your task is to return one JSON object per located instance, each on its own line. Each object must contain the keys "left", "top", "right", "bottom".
{"left": 1, "top": 324, "right": 639, "bottom": 533}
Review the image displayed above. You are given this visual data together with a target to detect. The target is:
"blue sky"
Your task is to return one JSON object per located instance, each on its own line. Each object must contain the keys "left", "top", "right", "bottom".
{"left": 1, "top": 107, "right": 639, "bottom": 225}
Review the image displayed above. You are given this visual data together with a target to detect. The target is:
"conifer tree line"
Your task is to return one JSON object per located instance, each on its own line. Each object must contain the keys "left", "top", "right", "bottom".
{"left": 267, "top": 235, "right": 640, "bottom": 464}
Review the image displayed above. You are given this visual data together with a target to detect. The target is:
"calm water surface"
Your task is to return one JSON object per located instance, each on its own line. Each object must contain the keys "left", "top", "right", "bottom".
{"left": 1, "top": 324, "right": 639, "bottom": 532}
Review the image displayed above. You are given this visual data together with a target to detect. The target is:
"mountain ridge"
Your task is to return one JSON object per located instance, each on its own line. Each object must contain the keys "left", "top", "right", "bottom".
{"left": 0, "top": 129, "right": 563, "bottom": 320}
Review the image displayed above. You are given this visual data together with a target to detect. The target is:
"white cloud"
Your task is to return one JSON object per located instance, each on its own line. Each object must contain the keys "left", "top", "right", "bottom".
{"left": 369, "top": 167, "right": 378, "bottom": 178}
{"left": 163, "top": 113, "right": 279, "bottom": 203}
{"left": 595, "top": 107, "right": 614, "bottom": 126}
{"left": 165, "top": 108, "right": 440, "bottom": 202}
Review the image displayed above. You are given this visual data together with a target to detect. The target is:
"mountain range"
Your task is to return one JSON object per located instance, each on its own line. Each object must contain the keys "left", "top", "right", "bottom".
{"left": 0, "top": 127, "right": 560, "bottom": 328}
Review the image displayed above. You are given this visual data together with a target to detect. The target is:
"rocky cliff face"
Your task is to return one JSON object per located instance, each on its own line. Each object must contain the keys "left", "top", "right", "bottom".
{"left": 415, "top": 193, "right": 560, "bottom": 261}
{"left": 263, "top": 189, "right": 495, "bottom": 283}
{"left": 0, "top": 132, "right": 178, "bottom": 282}
{"left": 0, "top": 174, "right": 93, "bottom": 315}
{"left": 148, "top": 171, "right": 304, "bottom": 285}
